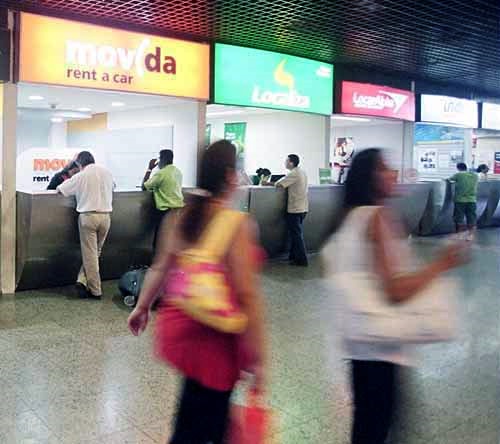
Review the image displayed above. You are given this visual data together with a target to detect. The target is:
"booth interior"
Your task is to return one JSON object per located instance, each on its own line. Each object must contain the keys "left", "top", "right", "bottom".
{"left": 330, "top": 114, "right": 405, "bottom": 183}
{"left": 15, "top": 83, "right": 202, "bottom": 289}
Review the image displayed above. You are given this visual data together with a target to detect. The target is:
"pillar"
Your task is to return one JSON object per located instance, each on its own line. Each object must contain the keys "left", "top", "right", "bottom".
{"left": 196, "top": 101, "right": 207, "bottom": 186}
{"left": 0, "top": 82, "right": 17, "bottom": 294}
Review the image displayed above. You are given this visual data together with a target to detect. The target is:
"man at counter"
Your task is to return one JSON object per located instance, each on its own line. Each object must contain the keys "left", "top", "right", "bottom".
{"left": 142, "top": 149, "right": 184, "bottom": 249}
{"left": 47, "top": 161, "right": 80, "bottom": 190}
{"left": 57, "top": 151, "right": 114, "bottom": 300}
{"left": 264, "top": 154, "right": 309, "bottom": 266}
{"left": 449, "top": 162, "right": 478, "bottom": 241}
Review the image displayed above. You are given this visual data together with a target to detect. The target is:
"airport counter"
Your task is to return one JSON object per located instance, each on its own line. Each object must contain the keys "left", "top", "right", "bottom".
{"left": 14, "top": 180, "right": 500, "bottom": 290}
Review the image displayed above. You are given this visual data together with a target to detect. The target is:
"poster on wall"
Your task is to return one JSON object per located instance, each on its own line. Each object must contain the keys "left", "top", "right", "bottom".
{"left": 417, "top": 148, "right": 437, "bottom": 172}
{"left": 224, "top": 122, "right": 247, "bottom": 163}
{"left": 331, "top": 137, "right": 355, "bottom": 184}
{"left": 494, "top": 153, "right": 500, "bottom": 174}
{"left": 414, "top": 123, "right": 465, "bottom": 177}
{"left": 205, "top": 124, "right": 211, "bottom": 147}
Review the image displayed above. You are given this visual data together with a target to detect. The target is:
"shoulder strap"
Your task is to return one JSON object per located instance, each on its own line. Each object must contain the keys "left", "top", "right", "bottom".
{"left": 196, "top": 209, "right": 246, "bottom": 260}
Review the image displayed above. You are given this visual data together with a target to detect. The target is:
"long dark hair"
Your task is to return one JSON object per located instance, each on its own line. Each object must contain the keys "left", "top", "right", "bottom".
{"left": 180, "top": 140, "right": 236, "bottom": 243}
{"left": 343, "top": 148, "right": 382, "bottom": 209}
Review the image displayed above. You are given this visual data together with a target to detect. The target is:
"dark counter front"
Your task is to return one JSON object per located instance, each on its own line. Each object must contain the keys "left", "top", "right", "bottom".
{"left": 16, "top": 191, "right": 155, "bottom": 290}
{"left": 14, "top": 181, "right": 500, "bottom": 290}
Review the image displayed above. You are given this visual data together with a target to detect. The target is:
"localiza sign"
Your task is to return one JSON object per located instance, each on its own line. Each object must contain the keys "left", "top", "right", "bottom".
{"left": 19, "top": 13, "right": 210, "bottom": 99}
{"left": 214, "top": 44, "right": 334, "bottom": 115}
{"left": 340, "top": 81, "right": 415, "bottom": 121}
{"left": 420, "top": 95, "right": 478, "bottom": 128}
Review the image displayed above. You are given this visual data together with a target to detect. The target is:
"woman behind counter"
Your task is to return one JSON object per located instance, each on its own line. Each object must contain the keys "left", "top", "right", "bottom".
{"left": 46, "top": 161, "right": 80, "bottom": 190}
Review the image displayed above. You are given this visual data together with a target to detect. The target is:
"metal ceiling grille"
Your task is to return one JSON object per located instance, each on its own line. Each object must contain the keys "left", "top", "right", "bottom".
{"left": 2, "top": 0, "right": 499, "bottom": 95}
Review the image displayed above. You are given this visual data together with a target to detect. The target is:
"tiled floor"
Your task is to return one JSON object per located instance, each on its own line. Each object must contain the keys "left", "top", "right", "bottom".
{"left": 0, "top": 230, "right": 499, "bottom": 443}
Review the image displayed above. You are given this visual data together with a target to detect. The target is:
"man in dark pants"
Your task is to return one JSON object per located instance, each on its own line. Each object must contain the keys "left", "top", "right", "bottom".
{"left": 276, "top": 154, "right": 309, "bottom": 266}
{"left": 142, "top": 149, "right": 184, "bottom": 250}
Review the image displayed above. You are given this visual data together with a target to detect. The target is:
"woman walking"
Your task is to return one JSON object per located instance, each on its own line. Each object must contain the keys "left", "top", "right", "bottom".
{"left": 323, "top": 148, "right": 466, "bottom": 444}
{"left": 128, "top": 140, "right": 267, "bottom": 444}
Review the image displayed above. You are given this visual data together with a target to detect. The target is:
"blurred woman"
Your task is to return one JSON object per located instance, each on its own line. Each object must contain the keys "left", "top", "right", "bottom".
{"left": 128, "top": 140, "right": 267, "bottom": 444}
{"left": 322, "top": 149, "right": 466, "bottom": 444}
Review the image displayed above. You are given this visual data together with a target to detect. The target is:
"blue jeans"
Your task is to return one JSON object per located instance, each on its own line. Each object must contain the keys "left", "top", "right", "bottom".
{"left": 286, "top": 212, "right": 308, "bottom": 265}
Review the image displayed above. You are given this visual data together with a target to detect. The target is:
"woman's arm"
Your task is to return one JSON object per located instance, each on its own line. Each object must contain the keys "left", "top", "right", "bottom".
{"left": 371, "top": 208, "right": 466, "bottom": 303}
{"left": 227, "top": 217, "right": 268, "bottom": 389}
{"left": 128, "top": 211, "right": 180, "bottom": 335}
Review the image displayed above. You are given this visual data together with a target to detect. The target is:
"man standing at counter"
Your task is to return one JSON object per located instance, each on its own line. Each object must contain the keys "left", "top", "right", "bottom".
{"left": 267, "top": 154, "right": 309, "bottom": 266}
{"left": 449, "top": 162, "right": 478, "bottom": 241}
{"left": 57, "top": 151, "right": 114, "bottom": 300}
{"left": 142, "top": 149, "right": 184, "bottom": 249}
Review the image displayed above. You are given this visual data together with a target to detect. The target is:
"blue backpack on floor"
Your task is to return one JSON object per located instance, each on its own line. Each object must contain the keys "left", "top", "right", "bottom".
{"left": 118, "top": 266, "right": 148, "bottom": 307}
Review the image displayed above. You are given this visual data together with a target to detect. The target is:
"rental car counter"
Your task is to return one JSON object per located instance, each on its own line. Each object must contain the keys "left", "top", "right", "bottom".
{"left": 15, "top": 181, "right": 500, "bottom": 290}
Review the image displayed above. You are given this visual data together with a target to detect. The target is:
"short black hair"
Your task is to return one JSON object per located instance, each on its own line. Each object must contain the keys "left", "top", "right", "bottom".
{"left": 477, "top": 164, "right": 489, "bottom": 173}
{"left": 160, "top": 149, "right": 174, "bottom": 165}
{"left": 76, "top": 151, "right": 95, "bottom": 167}
{"left": 288, "top": 154, "right": 300, "bottom": 167}
{"left": 457, "top": 163, "right": 467, "bottom": 171}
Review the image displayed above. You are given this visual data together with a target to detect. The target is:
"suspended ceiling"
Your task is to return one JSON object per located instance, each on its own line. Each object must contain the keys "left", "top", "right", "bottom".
{"left": 2, "top": 0, "right": 499, "bottom": 95}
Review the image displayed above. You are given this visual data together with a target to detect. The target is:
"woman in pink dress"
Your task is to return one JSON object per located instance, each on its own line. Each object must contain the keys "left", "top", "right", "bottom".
{"left": 128, "top": 140, "right": 267, "bottom": 444}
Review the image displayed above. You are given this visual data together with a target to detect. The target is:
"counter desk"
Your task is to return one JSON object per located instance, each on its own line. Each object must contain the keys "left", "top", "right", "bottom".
{"left": 13, "top": 181, "right": 500, "bottom": 290}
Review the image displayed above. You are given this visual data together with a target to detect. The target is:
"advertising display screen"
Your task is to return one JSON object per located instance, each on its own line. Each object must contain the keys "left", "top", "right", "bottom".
{"left": 340, "top": 81, "right": 415, "bottom": 121}
{"left": 420, "top": 95, "right": 478, "bottom": 127}
{"left": 481, "top": 102, "right": 500, "bottom": 130}
{"left": 214, "top": 43, "right": 333, "bottom": 115}
{"left": 19, "top": 13, "right": 210, "bottom": 99}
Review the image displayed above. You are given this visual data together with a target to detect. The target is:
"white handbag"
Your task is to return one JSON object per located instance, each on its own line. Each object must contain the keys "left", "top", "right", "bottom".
{"left": 333, "top": 271, "right": 459, "bottom": 345}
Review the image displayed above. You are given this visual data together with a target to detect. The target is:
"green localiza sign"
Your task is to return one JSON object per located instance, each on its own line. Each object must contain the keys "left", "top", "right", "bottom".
{"left": 214, "top": 43, "right": 334, "bottom": 115}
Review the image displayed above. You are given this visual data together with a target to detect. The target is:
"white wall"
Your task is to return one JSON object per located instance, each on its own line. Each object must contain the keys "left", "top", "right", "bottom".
{"left": 106, "top": 102, "right": 200, "bottom": 187}
{"left": 17, "top": 119, "right": 51, "bottom": 154}
{"left": 331, "top": 122, "right": 404, "bottom": 172}
{"left": 208, "top": 111, "right": 328, "bottom": 184}
{"left": 48, "top": 122, "right": 67, "bottom": 148}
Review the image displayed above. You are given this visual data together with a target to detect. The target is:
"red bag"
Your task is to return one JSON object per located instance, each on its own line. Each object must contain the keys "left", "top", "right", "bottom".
{"left": 226, "top": 390, "right": 279, "bottom": 444}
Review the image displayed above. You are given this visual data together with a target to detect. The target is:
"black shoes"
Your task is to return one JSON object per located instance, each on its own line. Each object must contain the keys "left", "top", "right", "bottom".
{"left": 75, "top": 283, "right": 102, "bottom": 300}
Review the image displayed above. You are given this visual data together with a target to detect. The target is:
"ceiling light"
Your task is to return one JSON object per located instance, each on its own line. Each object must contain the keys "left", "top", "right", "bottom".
{"left": 111, "top": 101, "right": 125, "bottom": 107}
{"left": 77, "top": 107, "right": 92, "bottom": 112}
{"left": 51, "top": 117, "right": 63, "bottom": 123}
{"left": 206, "top": 110, "right": 244, "bottom": 118}
{"left": 331, "top": 115, "right": 371, "bottom": 122}
{"left": 28, "top": 95, "right": 44, "bottom": 101}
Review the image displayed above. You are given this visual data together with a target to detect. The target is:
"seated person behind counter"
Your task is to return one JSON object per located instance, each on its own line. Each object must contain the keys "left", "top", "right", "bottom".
{"left": 142, "top": 149, "right": 184, "bottom": 250}
{"left": 47, "top": 161, "right": 80, "bottom": 190}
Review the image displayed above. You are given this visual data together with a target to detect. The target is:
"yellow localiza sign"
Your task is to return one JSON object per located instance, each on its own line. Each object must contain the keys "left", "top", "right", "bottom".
{"left": 19, "top": 13, "right": 210, "bottom": 100}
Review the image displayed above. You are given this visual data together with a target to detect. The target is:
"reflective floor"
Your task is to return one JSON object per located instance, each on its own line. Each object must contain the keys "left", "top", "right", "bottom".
{"left": 0, "top": 230, "right": 499, "bottom": 443}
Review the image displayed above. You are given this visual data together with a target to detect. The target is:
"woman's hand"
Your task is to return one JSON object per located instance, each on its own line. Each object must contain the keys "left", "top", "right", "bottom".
{"left": 438, "top": 242, "right": 470, "bottom": 271}
{"left": 128, "top": 306, "right": 150, "bottom": 336}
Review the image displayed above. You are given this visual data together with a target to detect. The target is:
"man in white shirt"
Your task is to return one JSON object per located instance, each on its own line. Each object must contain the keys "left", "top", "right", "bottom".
{"left": 276, "top": 154, "right": 309, "bottom": 266}
{"left": 58, "top": 151, "right": 114, "bottom": 299}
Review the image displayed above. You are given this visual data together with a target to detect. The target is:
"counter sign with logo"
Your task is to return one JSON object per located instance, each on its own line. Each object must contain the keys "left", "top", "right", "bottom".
{"left": 340, "top": 81, "right": 415, "bottom": 121}
{"left": 213, "top": 44, "right": 333, "bottom": 115}
{"left": 19, "top": 13, "right": 210, "bottom": 100}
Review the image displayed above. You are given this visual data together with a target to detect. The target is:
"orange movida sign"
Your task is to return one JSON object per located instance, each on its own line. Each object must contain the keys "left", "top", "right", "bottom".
{"left": 19, "top": 13, "right": 210, "bottom": 100}
{"left": 33, "top": 158, "right": 72, "bottom": 172}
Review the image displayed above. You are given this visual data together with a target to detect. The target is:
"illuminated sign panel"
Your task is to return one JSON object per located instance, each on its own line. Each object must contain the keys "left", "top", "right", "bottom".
{"left": 481, "top": 102, "right": 500, "bottom": 130}
{"left": 340, "top": 81, "right": 415, "bottom": 121}
{"left": 420, "top": 95, "right": 478, "bottom": 127}
{"left": 19, "top": 13, "right": 210, "bottom": 99}
{"left": 214, "top": 44, "right": 333, "bottom": 115}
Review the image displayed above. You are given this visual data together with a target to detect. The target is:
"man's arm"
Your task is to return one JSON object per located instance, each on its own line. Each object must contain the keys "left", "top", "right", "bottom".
{"left": 142, "top": 159, "right": 158, "bottom": 191}
{"left": 57, "top": 173, "right": 78, "bottom": 196}
{"left": 275, "top": 171, "right": 297, "bottom": 189}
